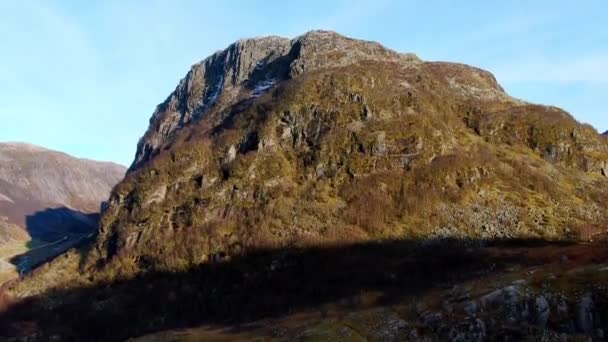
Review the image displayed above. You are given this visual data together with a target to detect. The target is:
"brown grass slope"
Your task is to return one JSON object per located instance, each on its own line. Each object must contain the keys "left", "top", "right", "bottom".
{"left": 4, "top": 31, "right": 608, "bottom": 288}
{"left": 75, "top": 31, "right": 608, "bottom": 280}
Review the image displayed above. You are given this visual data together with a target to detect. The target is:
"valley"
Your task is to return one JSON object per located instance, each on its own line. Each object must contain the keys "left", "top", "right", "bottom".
{"left": 0, "top": 143, "right": 125, "bottom": 285}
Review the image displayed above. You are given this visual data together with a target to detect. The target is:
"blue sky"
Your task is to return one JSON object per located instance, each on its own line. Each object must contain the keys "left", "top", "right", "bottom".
{"left": 1, "top": 1, "right": 606, "bottom": 166}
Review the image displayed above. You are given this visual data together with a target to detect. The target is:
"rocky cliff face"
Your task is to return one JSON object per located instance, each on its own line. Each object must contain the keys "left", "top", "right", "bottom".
{"left": 0, "top": 143, "right": 126, "bottom": 242}
{"left": 89, "top": 30, "right": 608, "bottom": 274}
{"left": 130, "top": 31, "right": 420, "bottom": 170}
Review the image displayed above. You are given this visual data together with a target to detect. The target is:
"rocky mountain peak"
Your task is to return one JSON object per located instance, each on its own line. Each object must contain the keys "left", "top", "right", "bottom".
{"left": 79, "top": 30, "right": 608, "bottom": 276}
{"left": 130, "top": 30, "right": 423, "bottom": 170}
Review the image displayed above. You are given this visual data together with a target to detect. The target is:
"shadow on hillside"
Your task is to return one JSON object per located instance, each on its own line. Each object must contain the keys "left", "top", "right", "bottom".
{"left": 8, "top": 207, "right": 99, "bottom": 276}
{"left": 0, "top": 238, "right": 576, "bottom": 341}
{"left": 24, "top": 207, "right": 98, "bottom": 244}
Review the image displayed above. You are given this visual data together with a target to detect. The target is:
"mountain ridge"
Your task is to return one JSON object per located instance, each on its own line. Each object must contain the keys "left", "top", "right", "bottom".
{"left": 0, "top": 142, "right": 126, "bottom": 169}
{"left": 0, "top": 142, "right": 126, "bottom": 219}
{"left": 131, "top": 30, "right": 430, "bottom": 171}
{"left": 87, "top": 30, "right": 608, "bottom": 275}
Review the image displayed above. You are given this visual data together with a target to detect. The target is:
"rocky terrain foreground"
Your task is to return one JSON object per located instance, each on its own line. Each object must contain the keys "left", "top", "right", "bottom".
{"left": 132, "top": 240, "right": 608, "bottom": 341}
{"left": 1, "top": 31, "right": 608, "bottom": 340}
{"left": 0, "top": 143, "right": 125, "bottom": 283}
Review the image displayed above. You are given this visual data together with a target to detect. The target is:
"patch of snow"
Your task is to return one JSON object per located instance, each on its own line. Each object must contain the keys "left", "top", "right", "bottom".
{"left": 0, "top": 193, "right": 14, "bottom": 203}
{"left": 252, "top": 79, "right": 276, "bottom": 98}
{"left": 194, "top": 75, "right": 224, "bottom": 119}
{"left": 206, "top": 75, "right": 224, "bottom": 105}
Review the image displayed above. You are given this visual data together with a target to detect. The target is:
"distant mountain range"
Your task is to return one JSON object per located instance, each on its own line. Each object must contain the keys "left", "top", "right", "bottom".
{"left": 0, "top": 142, "right": 125, "bottom": 281}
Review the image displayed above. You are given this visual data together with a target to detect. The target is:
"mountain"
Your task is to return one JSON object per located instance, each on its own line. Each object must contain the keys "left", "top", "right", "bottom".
{"left": 91, "top": 30, "right": 608, "bottom": 272}
{"left": 0, "top": 142, "right": 125, "bottom": 281}
{"left": 3, "top": 31, "right": 608, "bottom": 340}
{"left": 130, "top": 32, "right": 419, "bottom": 171}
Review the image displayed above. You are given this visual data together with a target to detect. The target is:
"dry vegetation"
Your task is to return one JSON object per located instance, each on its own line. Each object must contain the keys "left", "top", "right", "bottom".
{"left": 63, "top": 60, "right": 608, "bottom": 281}
{"left": 3, "top": 33, "right": 608, "bottom": 340}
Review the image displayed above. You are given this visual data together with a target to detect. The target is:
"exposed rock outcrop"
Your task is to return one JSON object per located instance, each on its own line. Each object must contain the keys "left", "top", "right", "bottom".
{"left": 130, "top": 30, "right": 425, "bottom": 171}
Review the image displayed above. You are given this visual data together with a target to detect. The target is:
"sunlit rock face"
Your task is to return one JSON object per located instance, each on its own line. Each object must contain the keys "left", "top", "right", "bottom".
{"left": 88, "top": 31, "right": 608, "bottom": 275}
{"left": 130, "top": 30, "right": 421, "bottom": 171}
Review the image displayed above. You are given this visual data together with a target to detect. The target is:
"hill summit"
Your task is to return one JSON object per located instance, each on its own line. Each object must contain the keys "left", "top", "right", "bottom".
{"left": 87, "top": 30, "right": 608, "bottom": 274}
